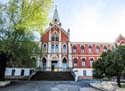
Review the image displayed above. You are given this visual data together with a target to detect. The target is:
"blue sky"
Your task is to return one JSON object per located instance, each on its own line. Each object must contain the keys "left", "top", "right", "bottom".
{"left": 49, "top": 0, "right": 125, "bottom": 42}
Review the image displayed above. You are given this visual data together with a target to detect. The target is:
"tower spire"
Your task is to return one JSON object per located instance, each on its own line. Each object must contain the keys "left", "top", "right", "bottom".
{"left": 52, "top": 6, "right": 60, "bottom": 23}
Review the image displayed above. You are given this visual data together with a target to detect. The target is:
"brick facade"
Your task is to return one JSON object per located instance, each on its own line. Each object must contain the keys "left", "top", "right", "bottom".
{"left": 40, "top": 8, "right": 125, "bottom": 79}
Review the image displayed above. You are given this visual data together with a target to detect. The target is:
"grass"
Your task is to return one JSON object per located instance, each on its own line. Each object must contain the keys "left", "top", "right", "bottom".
{"left": 121, "top": 84, "right": 125, "bottom": 88}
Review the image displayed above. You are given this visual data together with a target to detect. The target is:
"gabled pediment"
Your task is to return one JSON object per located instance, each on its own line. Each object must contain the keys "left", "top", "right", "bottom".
{"left": 45, "top": 24, "right": 68, "bottom": 36}
{"left": 115, "top": 34, "right": 125, "bottom": 44}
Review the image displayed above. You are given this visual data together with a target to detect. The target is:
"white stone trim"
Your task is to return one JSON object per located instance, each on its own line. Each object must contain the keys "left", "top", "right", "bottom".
{"left": 59, "top": 42, "right": 61, "bottom": 53}
{"left": 72, "top": 57, "right": 78, "bottom": 59}
{"left": 51, "top": 55, "right": 58, "bottom": 60}
{"left": 81, "top": 57, "right": 87, "bottom": 60}
{"left": 73, "top": 68, "right": 93, "bottom": 76}
{"left": 89, "top": 57, "right": 95, "bottom": 60}
{"left": 62, "top": 56, "right": 68, "bottom": 60}
{"left": 49, "top": 30, "right": 51, "bottom": 41}
{"left": 72, "top": 54, "right": 100, "bottom": 56}
{"left": 59, "top": 30, "right": 61, "bottom": 41}
{"left": 48, "top": 42, "right": 51, "bottom": 53}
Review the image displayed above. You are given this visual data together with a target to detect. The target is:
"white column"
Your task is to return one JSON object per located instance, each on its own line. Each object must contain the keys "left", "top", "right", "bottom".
{"left": 36, "top": 56, "right": 40, "bottom": 68}
{"left": 36, "top": 60, "right": 40, "bottom": 68}
{"left": 59, "top": 30, "right": 61, "bottom": 41}
{"left": 47, "top": 54, "right": 51, "bottom": 71}
{"left": 48, "top": 42, "right": 51, "bottom": 53}
{"left": 68, "top": 42, "right": 72, "bottom": 68}
{"left": 59, "top": 42, "right": 61, "bottom": 53}
{"left": 48, "top": 30, "right": 51, "bottom": 53}
{"left": 49, "top": 30, "right": 51, "bottom": 41}
{"left": 58, "top": 54, "right": 62, "bottom": 71}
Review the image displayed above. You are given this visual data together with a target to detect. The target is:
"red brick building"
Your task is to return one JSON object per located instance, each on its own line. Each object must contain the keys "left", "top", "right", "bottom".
{"left": 40, "top": 8, "right": 125, "bottom": 79}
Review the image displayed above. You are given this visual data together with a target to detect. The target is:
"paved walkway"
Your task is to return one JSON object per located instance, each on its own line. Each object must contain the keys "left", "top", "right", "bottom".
{"left": 1, "top": 81, "right": 99, "bottom": 91}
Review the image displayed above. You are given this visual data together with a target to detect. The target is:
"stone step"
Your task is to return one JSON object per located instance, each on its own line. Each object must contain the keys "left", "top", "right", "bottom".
{"left": 30, "top": 71, "right": 74, "bottom": 81}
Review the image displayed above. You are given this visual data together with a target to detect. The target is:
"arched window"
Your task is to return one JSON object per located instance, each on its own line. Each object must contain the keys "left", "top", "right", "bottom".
{"left": 81, "top": 46, "right": 84, "bottom": 53}
{"left": 63, "top": 45, "right": 67, "bottom": 53}
{"left": 43, "top": 44, "right": 47, "bottom": 51}
{"left": 82, "top": 58, "right": 86, "bottom": 67}
{"left": 74, "top": 58, "right": 78, "bottom": 67}
{"left": 51, "top": 45, "right": 54, "bottom": 53}
{"left": 104, "top": 46, "right": 107, "bottom": 52}
{"left": 90, "top": 58, "right": 94, "bottom": 67}
{"left": 96, "top": 46, "right": 100, "bottom": 53}
{"left": 73, "top": 46, "right": 77, "bottom": 53}
{"left": 62, "top": 58, "right": 67, "bottom": 69}
{"left": 88, "top": 45, "right": 92, "bottom": 53}
{"left": 55, "top": 45, "right": 58, "bottom": 52}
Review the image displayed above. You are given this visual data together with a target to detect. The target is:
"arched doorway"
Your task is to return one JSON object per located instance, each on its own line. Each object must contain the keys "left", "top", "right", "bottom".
{"left": 62, "top": 58, "right": 67, "bottom": 70}
{"left": 51, "top": 55, "right": 58, "bottom": 71}
{"left": 51, "top": 61, "right": 58, "bottom": 71}
{"left": 42, "top": 58, "right": 46, "bottom": 70}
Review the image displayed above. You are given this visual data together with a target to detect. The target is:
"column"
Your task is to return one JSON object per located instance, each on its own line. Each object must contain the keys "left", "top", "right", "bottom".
{"left": 59, "top": 42, "right": 61, "bottom": 53}
{"left": 48, "top": 42, "right": 51, "bottom": 53}
{"left": 58, "top": 54, "right": 62, "bottom": 71}
{"left": 36, "top": 56, "right": 40, "bottom": 68}
{"left": 46, "top": 54, "right": 51, "bottom": 71}
{"left": 68, "top": 42, "right": 73, "bottom": 68}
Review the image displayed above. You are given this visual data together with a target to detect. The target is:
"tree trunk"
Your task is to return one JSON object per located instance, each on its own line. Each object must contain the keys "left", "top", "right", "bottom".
{"left": 117, "top": 75, "right": 121, "bottom": 87}
{"left": 0, "top": 52, "right": 7, "bottom": 81}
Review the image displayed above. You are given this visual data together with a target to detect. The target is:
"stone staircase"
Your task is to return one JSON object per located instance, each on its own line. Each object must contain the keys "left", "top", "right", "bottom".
{"left": 30, "top": 71, "right": 74, "bottom": 81}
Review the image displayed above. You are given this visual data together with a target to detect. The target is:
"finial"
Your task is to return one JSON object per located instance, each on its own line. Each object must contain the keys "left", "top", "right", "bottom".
{"left": 52, "top": 5, "right": 60, "bottom": 23}
{"left": 68, "top": 28, "right": 70, "bottom": 33}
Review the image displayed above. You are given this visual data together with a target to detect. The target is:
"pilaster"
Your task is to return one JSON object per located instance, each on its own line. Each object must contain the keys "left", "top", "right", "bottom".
{"left": 58, "top": 54, "right": 62, "bottom": 71}
{"left": 46, "top": 54, "right": 51, "bottom": 71}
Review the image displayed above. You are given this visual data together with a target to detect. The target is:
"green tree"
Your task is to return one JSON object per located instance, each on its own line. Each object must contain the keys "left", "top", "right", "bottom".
{"left": 0, "top": 0, "right": 53, "bottom": 80}
{"left": 93, "top": 46, "right": 125, "bottom": 87}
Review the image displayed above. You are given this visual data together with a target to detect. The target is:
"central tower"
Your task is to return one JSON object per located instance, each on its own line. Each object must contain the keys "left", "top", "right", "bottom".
{"left": 41, "top": 8, "right": 72, "bottom": 71}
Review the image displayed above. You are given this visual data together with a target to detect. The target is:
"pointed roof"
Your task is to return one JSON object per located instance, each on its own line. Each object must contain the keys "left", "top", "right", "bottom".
{"left": 52, "top": 7, "right": 60, "bottom": 23}
{"left": 115, "top": 34, "right": 125, "bottom": 43}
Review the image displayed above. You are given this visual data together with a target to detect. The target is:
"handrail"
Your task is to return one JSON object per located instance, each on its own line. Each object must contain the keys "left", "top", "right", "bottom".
{"left": 28, "top": 69, "right": 38, "bottom": 80}
{"left": 70, "top": 69, "right": 78, "bottom": 81}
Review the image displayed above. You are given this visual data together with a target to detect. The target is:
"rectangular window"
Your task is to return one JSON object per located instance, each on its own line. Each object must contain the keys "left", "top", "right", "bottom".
{"left": 56, "top": 37, "right": 59, "bottom": 41}
{"left": 83, "top": 70, "right": 86, "bottom": 76}
{"left": 51, "top": 37, "right": 54, "bottom": 41}
{"left": 21, "top": 69, "right": 24, "bottom": 76}
{"left": 82, "top": 58, "right": 86, "bottom": 67}
{"left": 90, "top": 58, "right": 94, "bottom": 67}
{"left": 12, "top": 69, "right": 15, "bottom": 76}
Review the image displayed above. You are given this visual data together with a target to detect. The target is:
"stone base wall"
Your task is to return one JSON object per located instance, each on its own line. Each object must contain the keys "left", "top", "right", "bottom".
{"left": 78, "top": 76, "right": 93, "bottom": 80}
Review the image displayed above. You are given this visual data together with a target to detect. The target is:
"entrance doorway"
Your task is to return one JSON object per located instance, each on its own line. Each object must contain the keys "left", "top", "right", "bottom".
{"left": 51, "top": 61, "right": 58, "bottom": 71}
{"left": 62, "top": 58, "right": 67, "bottom": 70}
